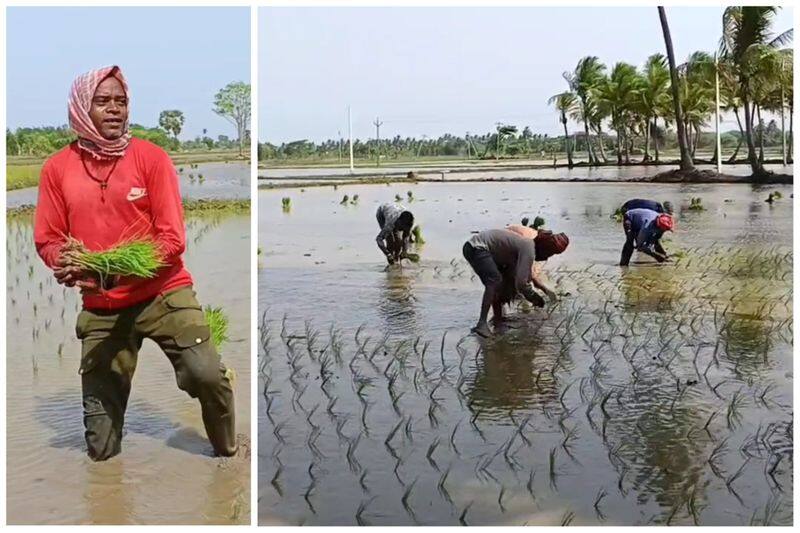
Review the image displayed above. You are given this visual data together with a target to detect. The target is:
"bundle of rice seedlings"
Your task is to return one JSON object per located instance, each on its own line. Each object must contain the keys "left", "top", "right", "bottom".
{"left": 340, "top": 194, "right": 350, "bottom": 205}
{"left": 411, "top": 225, "right": 425, "bottom": 244}
{"left": 351, "top": 194, "right": 359, "bottom": 204}
{"left": 204, "top": 306, "right": 229, "bottom": 351}
{"left": 403, "top": 253, "right": 421, "bottom": 263}
{"left": 532, "top": 216, "right": 546, "bottom": 229}
{"left": 689, "top": 197, "right": 705, "bottom": 211}
{"left": 395, "top": 194, "right": 402, "bottom": 202}
{"left": 67, "top": 238, "right": 165, "bottom": 279}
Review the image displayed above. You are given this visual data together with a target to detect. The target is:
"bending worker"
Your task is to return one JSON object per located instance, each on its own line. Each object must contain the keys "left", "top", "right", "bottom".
{"left": 376, "top": 202, "right": 415, "bottom": 265}
{"left": 620, "top": 208, "right": 674, "bottom": 266}
{"left": 505, "top": 223, "right": 569, "bottom": 302}
{"left": 463, "top": 229, "right": 546, "bottom": 338}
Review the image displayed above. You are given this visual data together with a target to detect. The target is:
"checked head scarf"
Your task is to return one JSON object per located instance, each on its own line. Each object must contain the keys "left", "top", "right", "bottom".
{"left": 68, "top": 65, "right": 131, "bottom": 159}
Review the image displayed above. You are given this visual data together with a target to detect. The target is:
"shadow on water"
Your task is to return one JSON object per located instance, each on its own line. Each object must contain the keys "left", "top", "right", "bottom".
{"left": 35, "top": 392, "right": 214, "bottom": 457}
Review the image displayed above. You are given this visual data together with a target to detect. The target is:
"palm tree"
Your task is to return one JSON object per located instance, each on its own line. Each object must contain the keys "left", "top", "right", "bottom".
{"left": 658, "top": 6, "right": 695, "bottom": 172}
{"left": 641, "top": 54, "right": 671, "bottom": 162}
{"left": 597, "top": 63, "right": 644, "bottom": 164}
{"left": 548, "top": 92, "right": 578, "bottom": 167}
{"left": 493, "top": 124, "right": 518, "bottom": 160}
{"left": 564, "top": 56, "right": 606, "bottom": 165}
{"left": 681, "top": 52, "right": 716, "bottom": 159}
{"left": 720, "top": 6, "right": 793, "bottom": 178}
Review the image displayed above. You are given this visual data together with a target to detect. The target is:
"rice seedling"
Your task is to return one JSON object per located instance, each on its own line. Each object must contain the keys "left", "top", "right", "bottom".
{"left": 688, "top": 197, "right": 705, "bottom": 211}
{"left": 411, "top": 225, "right": 425, "bottom": 244}
{"left": 340, "top": 194, "right": 350, "bottom": 205}
{"left": 395, "top": 194, "right": 402, "bottom": 202}
{"left": 204, "top": 306, "right": 229, "bottom": 351}
{"left": 67, "top": 237, "right": 166, "bottom": 279}
{"left": 282, "top": 197, "right": 292, "bottom": 211}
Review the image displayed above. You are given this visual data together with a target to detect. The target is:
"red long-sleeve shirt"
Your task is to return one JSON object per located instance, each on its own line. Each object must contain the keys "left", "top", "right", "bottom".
{"left": 34, "top": 138, "right": 193, "bottom": 310}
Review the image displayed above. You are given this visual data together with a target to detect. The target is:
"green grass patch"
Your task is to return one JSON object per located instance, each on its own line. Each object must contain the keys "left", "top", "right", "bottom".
{"left": 6, "top": 164, "right": 43, "bottom": 191}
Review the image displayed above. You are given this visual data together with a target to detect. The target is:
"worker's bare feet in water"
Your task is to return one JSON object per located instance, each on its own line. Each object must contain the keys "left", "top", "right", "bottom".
{"left": 217, "top": 434, "right": 251, "bottom": 469}
{"left": 471, "top": 322, "right": 492, "bottom": 338}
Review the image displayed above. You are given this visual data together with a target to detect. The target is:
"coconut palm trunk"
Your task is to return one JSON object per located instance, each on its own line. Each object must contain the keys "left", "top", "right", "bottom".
{"left": 653, "top": 118, "right": 660, "bottom": 162}
{"left": 561, "top": 112, "right": 574, "bottom": 167}
{"left": 644, "top": 119, "right": 651, "bottom": 162}
{"left": 741, "top": 91, "right": 763, "bottom": 174}
{"left": 581, "top": 112, "right": 596, "bottom": 165}
{"left": 756, "top": 104, "right": 765, "bottom": 163}
{"left": 658, "top": 6, "right": 695, "bottom": 172}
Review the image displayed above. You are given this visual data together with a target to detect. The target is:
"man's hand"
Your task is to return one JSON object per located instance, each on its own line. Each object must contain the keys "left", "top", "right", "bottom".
{"left": 521, "top": 285, "right": 546, "bottom": 308}
{"left": 545, "top": 288, "right": 559, "bottom": 303}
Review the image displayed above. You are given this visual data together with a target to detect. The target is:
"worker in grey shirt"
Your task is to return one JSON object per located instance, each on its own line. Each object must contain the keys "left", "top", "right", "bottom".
{"left": 376, "top": 203, "right": 415, "bottom": 264}
{"left": 462, "top": 229, "right": 545, "bottom": 337}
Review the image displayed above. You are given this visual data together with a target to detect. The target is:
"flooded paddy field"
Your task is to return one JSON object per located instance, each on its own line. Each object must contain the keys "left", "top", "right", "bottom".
{"left": 7, "top": 210, "right": 251, "bottom": 525}
{"left": 259, "top": 163, "right": 792, "bottom": 186}
{"left": 258, "top": 181, "right": 793, "bottom": 526}
{"left": 7, "top": 160, "right": 250, "bottom": 209}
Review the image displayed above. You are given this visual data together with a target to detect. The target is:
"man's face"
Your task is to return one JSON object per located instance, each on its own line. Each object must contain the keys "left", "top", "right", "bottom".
{"left": 88, "top": 76, "right": 128, "bottom": 140}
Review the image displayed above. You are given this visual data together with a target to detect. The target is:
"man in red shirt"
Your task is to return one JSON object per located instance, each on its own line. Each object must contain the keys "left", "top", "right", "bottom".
{"left": 34, "top": 66, "right": 237, "bottom": 460}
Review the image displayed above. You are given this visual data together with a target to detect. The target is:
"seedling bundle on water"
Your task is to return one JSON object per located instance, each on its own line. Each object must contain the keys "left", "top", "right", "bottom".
{"left": 67, "top": 237, "right": 165, "bottom": 279}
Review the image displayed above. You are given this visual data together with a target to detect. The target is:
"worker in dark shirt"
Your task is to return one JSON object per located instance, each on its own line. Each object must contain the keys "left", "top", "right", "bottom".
{"left": 620, "top": 198, "right": 674, "bottom": 215}
{"left": 462, "top": 229, "right": 545, "bottom": 337}
{"left": 620, "top": 208, "right": 674, "bottom": 266}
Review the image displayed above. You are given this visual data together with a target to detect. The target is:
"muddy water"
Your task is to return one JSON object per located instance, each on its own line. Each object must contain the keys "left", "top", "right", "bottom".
{"left": 259, "top": 163, "right": 793, "bottom": 183}
{"left": 258, "top": 181, "right": 792, "bottom": 525}
{"left": 7, "top": 213, "right": 251, "bottom": 525}
{"left": 7, "top": 161, "right": 250, "bottom": 208}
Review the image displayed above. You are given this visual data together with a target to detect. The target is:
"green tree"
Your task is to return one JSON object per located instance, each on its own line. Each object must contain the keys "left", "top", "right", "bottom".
{"left": 720, "top": 6, "right": 793, "bottom": 177}
{"left": 214, "top": 81, "right": 251, "bottom": 156}
{"left": 597, "top": 62, "right": 644, "bottom": 164}
{"left": 548, "top": 91, "right": 578, "bottom": 167}
{"left": 641, "top": 54, "right": 671, "bottom": 162}
{"left": 158, "top": 110, "right": 185, "bottom": 141}
{"left": 564, "top": 57, "right": 606, "bottom": 165}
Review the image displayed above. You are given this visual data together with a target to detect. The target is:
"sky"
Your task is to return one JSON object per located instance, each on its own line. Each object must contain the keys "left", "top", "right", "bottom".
{"left": 7, "top": 7, "right": 250, "bottom": 141}
{"left": 260, "top": 6, "right": 794, "bottom": 143}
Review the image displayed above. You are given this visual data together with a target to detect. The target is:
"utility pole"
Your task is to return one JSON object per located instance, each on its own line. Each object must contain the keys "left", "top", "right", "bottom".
{"left": 373, "top": 116, "right": 383, "bottom": 167}
{"left": 348, "top": 106, "right": 354, "bottom": 173}
{"left": 714, "top": 52, "right": 722, "bottom": 174}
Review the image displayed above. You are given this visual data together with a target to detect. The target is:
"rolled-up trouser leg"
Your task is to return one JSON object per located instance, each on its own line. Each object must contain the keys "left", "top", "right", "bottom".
{"left": 76, "top": 308, "right": 140, "bottom": 461}
{"left": 138, "top": 287, "right": 237, "bottom": 456}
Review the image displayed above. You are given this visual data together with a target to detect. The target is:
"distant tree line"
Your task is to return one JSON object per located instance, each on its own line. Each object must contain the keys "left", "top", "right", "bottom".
{"left": 7, "top": 81, "right": 251, "bottom": 158}
{"left": 6, "top": 124, "right": 243, "bottom": 157}
{"left": 258, "top": 123, "right": 785, "bottom": 163}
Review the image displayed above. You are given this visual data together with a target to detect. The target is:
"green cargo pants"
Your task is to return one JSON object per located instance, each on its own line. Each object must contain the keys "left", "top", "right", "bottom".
{"left": 75, "top": 286, "right": 236, "bottom": 461}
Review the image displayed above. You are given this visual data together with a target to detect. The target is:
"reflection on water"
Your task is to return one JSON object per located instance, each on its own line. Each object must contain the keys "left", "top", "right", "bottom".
{"left": 378, "top": 270, "right": 421, "bottom": 335}
{"left": 259, "top": 182, "right": 792, "bottom": 525}
{"left": 7, "top": 214, "right": 251, "bottom": 525}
